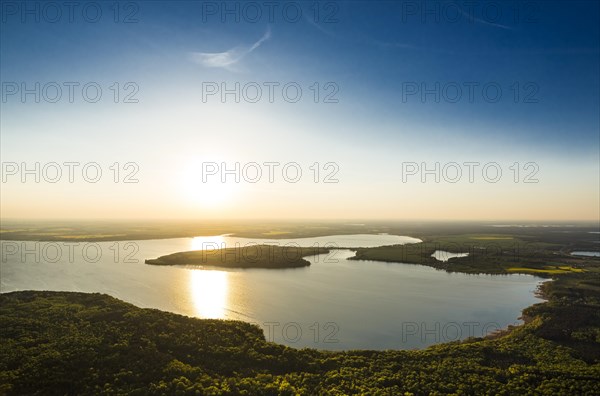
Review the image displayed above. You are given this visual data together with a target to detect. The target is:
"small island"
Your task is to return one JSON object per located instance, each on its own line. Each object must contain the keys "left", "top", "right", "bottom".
{"left": 145, "top": 244, "right": 329, "bottom": 268}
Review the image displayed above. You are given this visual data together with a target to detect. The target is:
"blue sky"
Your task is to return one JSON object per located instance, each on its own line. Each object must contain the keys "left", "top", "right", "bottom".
{"left": 1, "top": 0, "right": 599, "bottom": 220}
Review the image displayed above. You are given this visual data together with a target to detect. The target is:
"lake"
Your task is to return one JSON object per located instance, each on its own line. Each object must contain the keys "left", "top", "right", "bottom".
{"left": 571, "top": 251, "right": 600, "bottom": 257}
{"left": 0, "top": 234, "right": 543, "bottom": 350}
{"left": 431, "top": 250, "right": 470, "bottom": 262}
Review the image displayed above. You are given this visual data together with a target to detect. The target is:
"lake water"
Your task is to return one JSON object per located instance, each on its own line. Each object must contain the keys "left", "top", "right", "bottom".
{"left": 571, "top": 251, "right": 600, "bottom": 257}
{"left": 431, "top": 250, "right": 469, "bottom": 262}
{"left": 0, "top": 234, "right": 543, "bottom": 350}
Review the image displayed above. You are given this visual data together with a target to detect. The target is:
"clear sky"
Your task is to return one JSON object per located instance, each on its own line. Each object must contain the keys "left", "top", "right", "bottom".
{"left": 1, "top": 0, "right": 599, "bottom": 221}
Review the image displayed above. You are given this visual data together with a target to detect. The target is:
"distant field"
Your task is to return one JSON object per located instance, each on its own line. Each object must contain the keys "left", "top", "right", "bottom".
{"left": 0, "top": 220, "right": 390, "bottom": 242}
{"left": 1, "top": 220, "right": 597, "bottom": 246}
{"left": 507, "top": 266, "right": 586, "bottom": 275}
{"left": 470, "top": 236, "right": 514, "bottom": 240}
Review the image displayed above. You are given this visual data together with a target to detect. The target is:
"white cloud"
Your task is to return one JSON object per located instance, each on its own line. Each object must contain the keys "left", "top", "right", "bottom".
{"left": 189, "top": 28, "right": 271, "bottom": 71}
{"left": 457, "top": 8, "right": 514, "bottom": 30}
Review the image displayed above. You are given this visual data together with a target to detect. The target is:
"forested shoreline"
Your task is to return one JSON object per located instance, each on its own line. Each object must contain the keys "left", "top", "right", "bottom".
{"left": 1, "top": 278, "right": 599, "bottom": 395}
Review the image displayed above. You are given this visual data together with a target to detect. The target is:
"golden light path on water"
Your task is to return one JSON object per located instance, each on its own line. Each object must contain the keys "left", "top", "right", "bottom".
{"left": 189, "top": 235, "right": 228, "bottom": 251}
{"left": 188, "top": 235, "right": 230, "bottom": 319}
{"left": 189, "top": 270, "right": 229, "bottom": 319}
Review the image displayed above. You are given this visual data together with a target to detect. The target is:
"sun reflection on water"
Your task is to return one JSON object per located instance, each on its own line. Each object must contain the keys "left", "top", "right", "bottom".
{"left": 189, "top": 235, "right": 228, "bottom": 251}
{"left": 189, "top": 270, "right": 229, "bottom": 319}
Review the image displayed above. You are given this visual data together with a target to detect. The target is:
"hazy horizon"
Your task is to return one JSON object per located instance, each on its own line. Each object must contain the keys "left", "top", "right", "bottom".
{"left": 1, "top": 217, "right": 600, "bottom": 223}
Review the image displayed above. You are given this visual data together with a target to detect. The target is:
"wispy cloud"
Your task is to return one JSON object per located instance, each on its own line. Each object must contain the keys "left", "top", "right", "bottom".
{"left": 304, "top": 14, "right": 337, "bottom": 38}
{"left": 189, "top": 28, "right": 271, "bottom": 71}
{"left": 457, "top": 8, "right": 514, "bottom": 30}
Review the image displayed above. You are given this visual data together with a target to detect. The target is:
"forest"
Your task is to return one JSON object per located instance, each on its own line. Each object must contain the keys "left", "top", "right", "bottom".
{"left": 1, "top": 272, "right": 599, "bottom": 395}
{"left": 145, "top": 245, "right": 329, "bottom": 268}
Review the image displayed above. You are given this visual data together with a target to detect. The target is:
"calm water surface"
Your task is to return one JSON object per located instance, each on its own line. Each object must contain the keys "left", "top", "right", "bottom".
{"left": 431, "top": 250, "right": 470, "bottom": 262}
{"left": 571, "top": 251, "right": 600, "bottom": 257}
{"left": 1, "top": 234, "right": 543, "bottom": 350}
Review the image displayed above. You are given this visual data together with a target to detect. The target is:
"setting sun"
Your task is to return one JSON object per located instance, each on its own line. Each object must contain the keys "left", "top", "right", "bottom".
{"left": 180, "top": 159, "right": 241, "bottom": 207}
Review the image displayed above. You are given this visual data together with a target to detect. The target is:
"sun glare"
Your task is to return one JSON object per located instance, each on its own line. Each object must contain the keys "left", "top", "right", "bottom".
{"left": 189, "top": 270, "right": 229, "bottom": 319}
{"left": 180, "top": 159, "right": 241, "bottom": 207}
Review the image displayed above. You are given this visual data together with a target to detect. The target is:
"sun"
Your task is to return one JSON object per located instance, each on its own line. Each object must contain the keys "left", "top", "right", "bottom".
{"left": 184, "top": 178, "right": 238, "bottom": 206}
{"left": 180, "top": 159, "right": 241, "bottom": 207}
